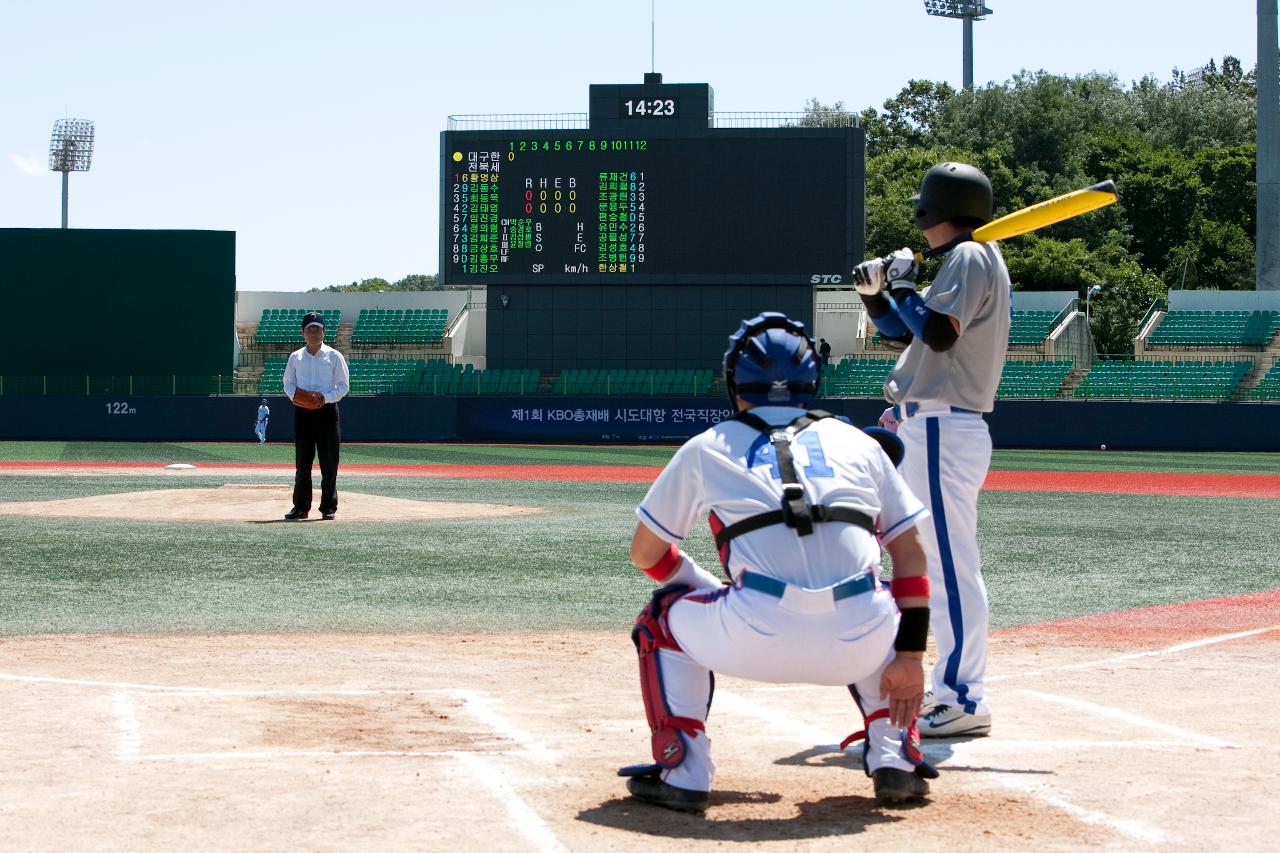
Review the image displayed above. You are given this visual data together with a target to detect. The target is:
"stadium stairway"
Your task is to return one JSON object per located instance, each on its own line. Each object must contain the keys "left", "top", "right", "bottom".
{"left": 1061, "top": 366, "right": 1091, "bottom": 398}
{"left": 1233, "top": 329, "right": 1280, "bottom": 400}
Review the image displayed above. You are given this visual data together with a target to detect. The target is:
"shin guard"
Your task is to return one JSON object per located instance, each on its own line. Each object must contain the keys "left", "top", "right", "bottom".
{"left": 620, "top": 584, "right": 706, "bottom": 776}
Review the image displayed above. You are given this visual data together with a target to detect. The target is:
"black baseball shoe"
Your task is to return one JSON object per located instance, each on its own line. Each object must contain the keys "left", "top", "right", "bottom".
{"left": 625, "top": 775, "right": 709, "bottom": 814}
{"left": 872, "top": 767, "right": 930, "bottom": 805}
{"left": 321, "top": 511, "right": 335, "bottom": 520}
{"left": 284, "top": 508, "right": 309, "bottom": 520}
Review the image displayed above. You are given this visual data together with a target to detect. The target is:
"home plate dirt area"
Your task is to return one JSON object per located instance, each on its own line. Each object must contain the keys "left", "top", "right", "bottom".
{"left": 1, "top": 596, "right": 1276, "bottom": 852}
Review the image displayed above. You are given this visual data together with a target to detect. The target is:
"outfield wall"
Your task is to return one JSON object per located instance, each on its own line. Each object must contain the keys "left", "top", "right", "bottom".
{"left": 1, "top": 396, "right": 1278, "bottom": 451}
{"left": 1, "top": 229, "right": 235, "bottom": 376}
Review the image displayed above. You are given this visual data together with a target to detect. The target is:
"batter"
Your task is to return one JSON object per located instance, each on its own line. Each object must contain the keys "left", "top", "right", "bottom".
{"left": 853, "top": 162, "right": 1010, "bottom": 738}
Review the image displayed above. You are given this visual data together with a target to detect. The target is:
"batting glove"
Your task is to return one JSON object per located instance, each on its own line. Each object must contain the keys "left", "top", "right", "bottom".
{"left": 852, "top": 258, "right": 888, "bottom": 297}
{"left": 884, "top": 248, "right": 919, "bottom": 295}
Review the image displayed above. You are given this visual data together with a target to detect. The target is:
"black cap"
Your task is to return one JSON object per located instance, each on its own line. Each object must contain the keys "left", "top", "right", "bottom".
{"left": 302, "top": 312, "right": 325, "bottom": 329}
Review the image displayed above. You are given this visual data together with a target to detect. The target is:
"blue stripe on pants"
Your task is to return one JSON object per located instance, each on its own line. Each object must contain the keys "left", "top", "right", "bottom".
{"left": 927, "top": 417, "right": 975, "bottom": 714}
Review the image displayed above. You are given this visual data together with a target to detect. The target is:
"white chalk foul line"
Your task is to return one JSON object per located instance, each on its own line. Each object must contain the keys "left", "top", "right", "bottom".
{"left": 448, "top": 688, "right": 558, "bottom": 764}
{"left": 990, "top": 625, "right": 1280, "bottom": 682}
{"left": 454, "top": 752, "right": 567, "bottom": 853}
{"left": 78, "top": 681, "right": 556, "bottom": 769}
{"left": 990, "top": 775, "right": 1169, "bottom": 845}
{"left": 1015, "top": 688, "right": 1239, "bottom": 749}
{"left": 111, "top": 693, "right": 141, "bottom": 762}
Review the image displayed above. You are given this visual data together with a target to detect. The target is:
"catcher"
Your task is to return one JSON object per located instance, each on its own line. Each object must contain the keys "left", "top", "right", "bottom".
{"left": 282, "top": 311, "right": 349, "bottom": 520}
{"left": 619, "top": 312, "right": 937, "bottom": 812}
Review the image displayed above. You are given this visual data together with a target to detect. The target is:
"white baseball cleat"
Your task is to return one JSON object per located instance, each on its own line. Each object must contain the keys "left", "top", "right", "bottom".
{"left": 918, "top": 704, "right": 991, "bottom": 738}
{"left": 920, "top": 690, "right": 936, "bottom": 715}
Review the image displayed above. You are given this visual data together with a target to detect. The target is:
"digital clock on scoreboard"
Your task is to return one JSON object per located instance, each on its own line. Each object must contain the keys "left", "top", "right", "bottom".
{"left": 439, "top": 127, "right": 865, "bottom": 286}
{"left": 622, "top": 97, "right": 677, "bottom": 117}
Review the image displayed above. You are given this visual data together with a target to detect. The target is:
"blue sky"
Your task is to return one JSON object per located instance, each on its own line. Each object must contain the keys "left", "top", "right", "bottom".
{"left": 0, "top": 1, "right": 1265, "bottom": 292}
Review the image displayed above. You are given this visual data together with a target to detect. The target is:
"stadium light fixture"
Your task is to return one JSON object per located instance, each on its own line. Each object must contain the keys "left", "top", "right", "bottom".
{"left": 1085, "top": 284, "right": 1102, "bottom": 337}
{"left": 48, "top": 118, "right": 95, "bottom": 229}
{"left": 922, "top": 1, "right": 993, "bottom": 91}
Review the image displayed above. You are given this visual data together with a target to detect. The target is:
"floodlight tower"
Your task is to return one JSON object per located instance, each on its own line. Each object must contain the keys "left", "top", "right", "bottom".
{"left": 48, "top": 119, "right": 95, "bottom": 229}
{"left": 1258, "top": 0, "right": 1279, "bottom": 290}
{"left": 923, "top": 1, "right": 994, "bottom": 92}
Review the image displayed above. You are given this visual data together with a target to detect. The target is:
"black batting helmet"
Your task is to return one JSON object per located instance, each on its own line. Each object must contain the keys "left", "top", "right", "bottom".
{"left": 911, "top": 162, "right": 993, "bottom": 230}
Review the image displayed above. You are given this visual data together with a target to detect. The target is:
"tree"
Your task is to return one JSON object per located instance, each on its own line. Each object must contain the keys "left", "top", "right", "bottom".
{"left": 1084, "top": 245, "right": 1168, "bottom": 356}
{"left": 310, "top": 277, "right": 392, "bottom": 293}
{"left": 309, "top": 274, "right": 440, "bottom": 293}
{"left": 796, "top": 98, "right": 857, "bottom": 128}
{"left": 392, "top": 274, "right": 441, "bottom": 291}
{"left": 865, "top": 80, "right": 956, "bottom": 157}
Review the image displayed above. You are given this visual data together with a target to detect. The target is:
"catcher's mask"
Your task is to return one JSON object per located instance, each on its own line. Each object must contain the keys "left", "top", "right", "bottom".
{"left": 722, "top": 312, "right": 821, "bottom": 408}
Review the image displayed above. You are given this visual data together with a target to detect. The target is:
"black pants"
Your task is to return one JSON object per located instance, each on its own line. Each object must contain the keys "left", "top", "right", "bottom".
{"left": 293, "top": 403, "right": 340, "bottom": 513}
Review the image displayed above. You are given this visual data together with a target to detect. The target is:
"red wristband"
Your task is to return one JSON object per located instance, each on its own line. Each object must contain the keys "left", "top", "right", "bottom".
{"left": 891, "top": 575, "right": 930, "bottom": 599}
{"left": 642, "top": 544, "right": 682, "bottom": 582}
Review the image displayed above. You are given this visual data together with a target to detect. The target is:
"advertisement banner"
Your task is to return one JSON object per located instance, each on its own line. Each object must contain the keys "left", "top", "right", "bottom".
{"left": 456, "top": 397, "right": 736, "bottom": 442}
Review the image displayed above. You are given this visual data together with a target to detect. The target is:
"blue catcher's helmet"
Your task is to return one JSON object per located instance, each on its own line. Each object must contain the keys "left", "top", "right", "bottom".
{"left": 723, "top": 312, "right": 821, "bottom": 408}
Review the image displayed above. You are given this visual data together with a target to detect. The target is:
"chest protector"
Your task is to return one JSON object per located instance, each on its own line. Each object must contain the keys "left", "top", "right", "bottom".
{"left": 714, "top": 410, "right": 877, "bottom": 558}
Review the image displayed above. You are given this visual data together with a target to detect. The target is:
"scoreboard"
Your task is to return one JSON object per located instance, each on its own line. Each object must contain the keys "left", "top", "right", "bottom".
{"left": 439, "top": 127, "right": 864, "bottom": 286}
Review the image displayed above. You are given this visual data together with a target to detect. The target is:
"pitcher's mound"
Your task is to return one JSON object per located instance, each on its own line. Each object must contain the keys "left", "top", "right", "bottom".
{"left": 0, "top": 484, "right": 541, "bottom": 523}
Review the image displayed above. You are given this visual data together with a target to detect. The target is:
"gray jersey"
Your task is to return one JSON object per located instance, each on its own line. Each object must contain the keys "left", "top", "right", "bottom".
{"left": 884, "top": 241, "right": 1010, "bottom": 412}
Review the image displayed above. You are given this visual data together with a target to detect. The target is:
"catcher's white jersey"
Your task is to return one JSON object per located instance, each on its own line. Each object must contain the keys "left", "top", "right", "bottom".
{"left": 633, "top": 405, "right": 930, "bottom": 792}
{"left": 637, "top": 406, "right": 925, "bottom": 590}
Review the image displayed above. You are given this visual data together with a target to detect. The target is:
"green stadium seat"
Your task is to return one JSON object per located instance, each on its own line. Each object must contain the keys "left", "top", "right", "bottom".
{"left": 1076, "top": 359, "right": 1251, "bottom": 400}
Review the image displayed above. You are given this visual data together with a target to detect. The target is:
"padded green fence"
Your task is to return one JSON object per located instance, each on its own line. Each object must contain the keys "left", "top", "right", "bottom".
{"left": 1076, "top": 359, "right": 1251, "bottom": 400}
{"left": 0, "top": 375, "right": 239, "bottom": 396}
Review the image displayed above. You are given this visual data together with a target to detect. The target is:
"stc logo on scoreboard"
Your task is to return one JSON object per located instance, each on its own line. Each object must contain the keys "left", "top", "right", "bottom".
{"left": 809, "top": 274, "right": 845, "bottom": 284}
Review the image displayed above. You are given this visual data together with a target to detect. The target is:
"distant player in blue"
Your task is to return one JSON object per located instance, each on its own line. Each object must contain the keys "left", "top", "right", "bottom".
{"left": 254, "top": 398, "right": 270, "bottom": 444}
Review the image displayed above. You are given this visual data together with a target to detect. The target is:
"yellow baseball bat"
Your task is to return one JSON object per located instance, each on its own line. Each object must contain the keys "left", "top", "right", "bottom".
{"left": 919, "top": 180, "right": 1119, "bottom": 259}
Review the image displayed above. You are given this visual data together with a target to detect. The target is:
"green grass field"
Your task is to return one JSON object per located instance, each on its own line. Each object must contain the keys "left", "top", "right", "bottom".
{"left": 0, "top": 442, "right": 1277, "bottom": 636}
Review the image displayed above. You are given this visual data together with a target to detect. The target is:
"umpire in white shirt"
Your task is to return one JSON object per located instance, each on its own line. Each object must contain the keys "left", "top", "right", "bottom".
{"left": 282, "top": 312, "right": 350, "bottom": 520}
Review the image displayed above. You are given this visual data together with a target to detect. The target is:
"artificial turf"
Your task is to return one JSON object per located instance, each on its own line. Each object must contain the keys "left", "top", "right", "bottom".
{"left": 0, "top": 460, "right": 1277, "bottom": 635}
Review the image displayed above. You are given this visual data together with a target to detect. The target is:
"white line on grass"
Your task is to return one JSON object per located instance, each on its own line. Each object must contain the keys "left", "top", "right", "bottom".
{"left": 990, "top": 775, "right": 1169, "bottom": 844}
{"left": 111, "top": 693, "right": 141, "bottom": 761}
{"left": 1014, "top": 688, "right": 1239, "bottom": 749}
{"left": 454, "top": 752, "right": 567, "bottom": 853}
{"left": 990, "top": 625, "right": 1279, "bottom": 682}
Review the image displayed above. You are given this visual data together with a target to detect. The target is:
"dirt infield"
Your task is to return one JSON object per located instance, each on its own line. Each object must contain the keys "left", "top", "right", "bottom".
{"left": 0, "top": 484, "right": 540, "bottom": 523}
{"left": 1, "top": 598, "right": 1276, "bottom": 851}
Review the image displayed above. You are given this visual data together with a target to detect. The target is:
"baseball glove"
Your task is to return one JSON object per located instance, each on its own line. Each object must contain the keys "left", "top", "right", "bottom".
{"left": 292, "top": 389, "right": 325, "bottom": 410}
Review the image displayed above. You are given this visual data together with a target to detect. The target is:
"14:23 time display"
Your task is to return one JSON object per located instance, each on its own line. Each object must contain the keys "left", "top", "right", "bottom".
{"left": 623, "top": 98, "right": 676, "bottom": 117}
